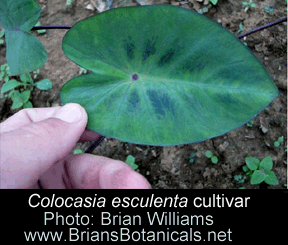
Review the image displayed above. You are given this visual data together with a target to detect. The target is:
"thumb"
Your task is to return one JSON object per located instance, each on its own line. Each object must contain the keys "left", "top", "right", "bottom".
{"left": 0, "top": 103, "right": 87, "bottom": 188}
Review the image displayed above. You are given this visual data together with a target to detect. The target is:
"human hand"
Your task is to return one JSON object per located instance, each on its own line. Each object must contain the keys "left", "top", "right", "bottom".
{"left": 0, "top": 103, "right": 151, "bottom": 189}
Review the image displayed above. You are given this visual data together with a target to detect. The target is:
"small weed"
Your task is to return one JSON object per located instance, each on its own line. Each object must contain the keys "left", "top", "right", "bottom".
{"left": 0, "top": 64, "right": 52, "bottom": 109}
{"left": 189, "top": 152, "right": 196, "bottom": 163}
{"left": 125, "top": 154, "right": 138, "bottom": 170}
{"left": 196, "top": 0, "right": 216, "bottom": 14}
{"left": 66, "top": 0, "right": 73, "bottom": 6}
{"left": 209, "top": 0, "right": 218, "bottom": 5}
{"left": 264, "top": 6, "right": 274, "bottom": 13}
{"left": 205, "top": 150, "right": 218, "bottom": 164}
{"left": 198, "top": 7, "right": 210, "bottom": 14}
{"left": 73, "top": 149, "right": 83, "bottom": 154}
{"left": 0, "top": 63, "right": 10, "bottom": 83}
{"left": 237, "top": 23, "right": 244, "bottom": 34}
{"left": 274, "top": 136, "right": 284, "bottom": 147}
{"left": 35, "top": 21, "right": 47, "bottom": 34}
{"left": 32, "top": 69, "right": 40, "bottom": 80}
{"left": 246, "top": 120, "right": 253, "bottom": 127}
{"left": 243, "top": 156, "right": 279, "bottom": 185}
{"left": 243, "top": 0, "right": 256, "bottom": 12}
{"left": 79, "top": 67, "right": 88, "bottom": 75}
{"left": 234, "top": 174, "right": 246, "bottom": 184}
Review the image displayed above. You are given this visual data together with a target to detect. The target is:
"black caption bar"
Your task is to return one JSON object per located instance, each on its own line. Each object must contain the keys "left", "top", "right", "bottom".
{"left": 1, "top": 190, "right": 287, "bottom": 243}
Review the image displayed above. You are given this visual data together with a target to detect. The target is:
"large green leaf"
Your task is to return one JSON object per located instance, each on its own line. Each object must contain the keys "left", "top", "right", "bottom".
{"left": 61, "top": 5, "right": 279, "bottom": 146}
{"left": 0, "top": 0, "right": 46, "bottom": 75}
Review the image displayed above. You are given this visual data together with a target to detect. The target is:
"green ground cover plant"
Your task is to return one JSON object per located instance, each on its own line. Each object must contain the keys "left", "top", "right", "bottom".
{"left": 205, "top": 151, "right": 218, "bottom": 164}
{"left": 189, "top": 153, "right": 196, "bottom": 163}
{"left": 243, "top": 156, "right": 279, "bottom": 185}
{"left": 274, "top": 136, "right": 284, "bottom": 147}
{"left": 234, "top": 174, "right": 246, "bottom": 184}
{"left": 243, "top": 0, "right": 256, "bottom": 12}
{"left": 125, "top": 155, "right": 139, "bottom": 170}
{"left": 0, "top": 63, "right": 52, "bottom": 109}
{"left": 246, "top": 120, "right": 254, "bottom": 127}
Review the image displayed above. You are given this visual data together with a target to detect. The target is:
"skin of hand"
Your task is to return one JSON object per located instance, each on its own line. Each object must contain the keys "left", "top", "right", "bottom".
{"left": 0, "top": 103, "right": 151, "bottom": 189}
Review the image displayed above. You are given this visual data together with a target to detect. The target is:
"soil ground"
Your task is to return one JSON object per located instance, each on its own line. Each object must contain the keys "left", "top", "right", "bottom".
{"left": 0, "top": 0, "right": 287, "bottom": 189}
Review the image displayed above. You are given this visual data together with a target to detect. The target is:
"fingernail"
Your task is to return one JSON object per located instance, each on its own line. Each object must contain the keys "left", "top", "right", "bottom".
{"left": 54, "top": 103, "right": 83, "bottom": 123}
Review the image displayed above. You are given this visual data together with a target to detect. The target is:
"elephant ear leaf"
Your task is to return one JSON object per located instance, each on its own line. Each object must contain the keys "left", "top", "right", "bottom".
{"left": 61, "top": 5, "right": 279, "bottom": 146}
{"left": 0, "top": 0, "right": 47, "bottom": 75}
